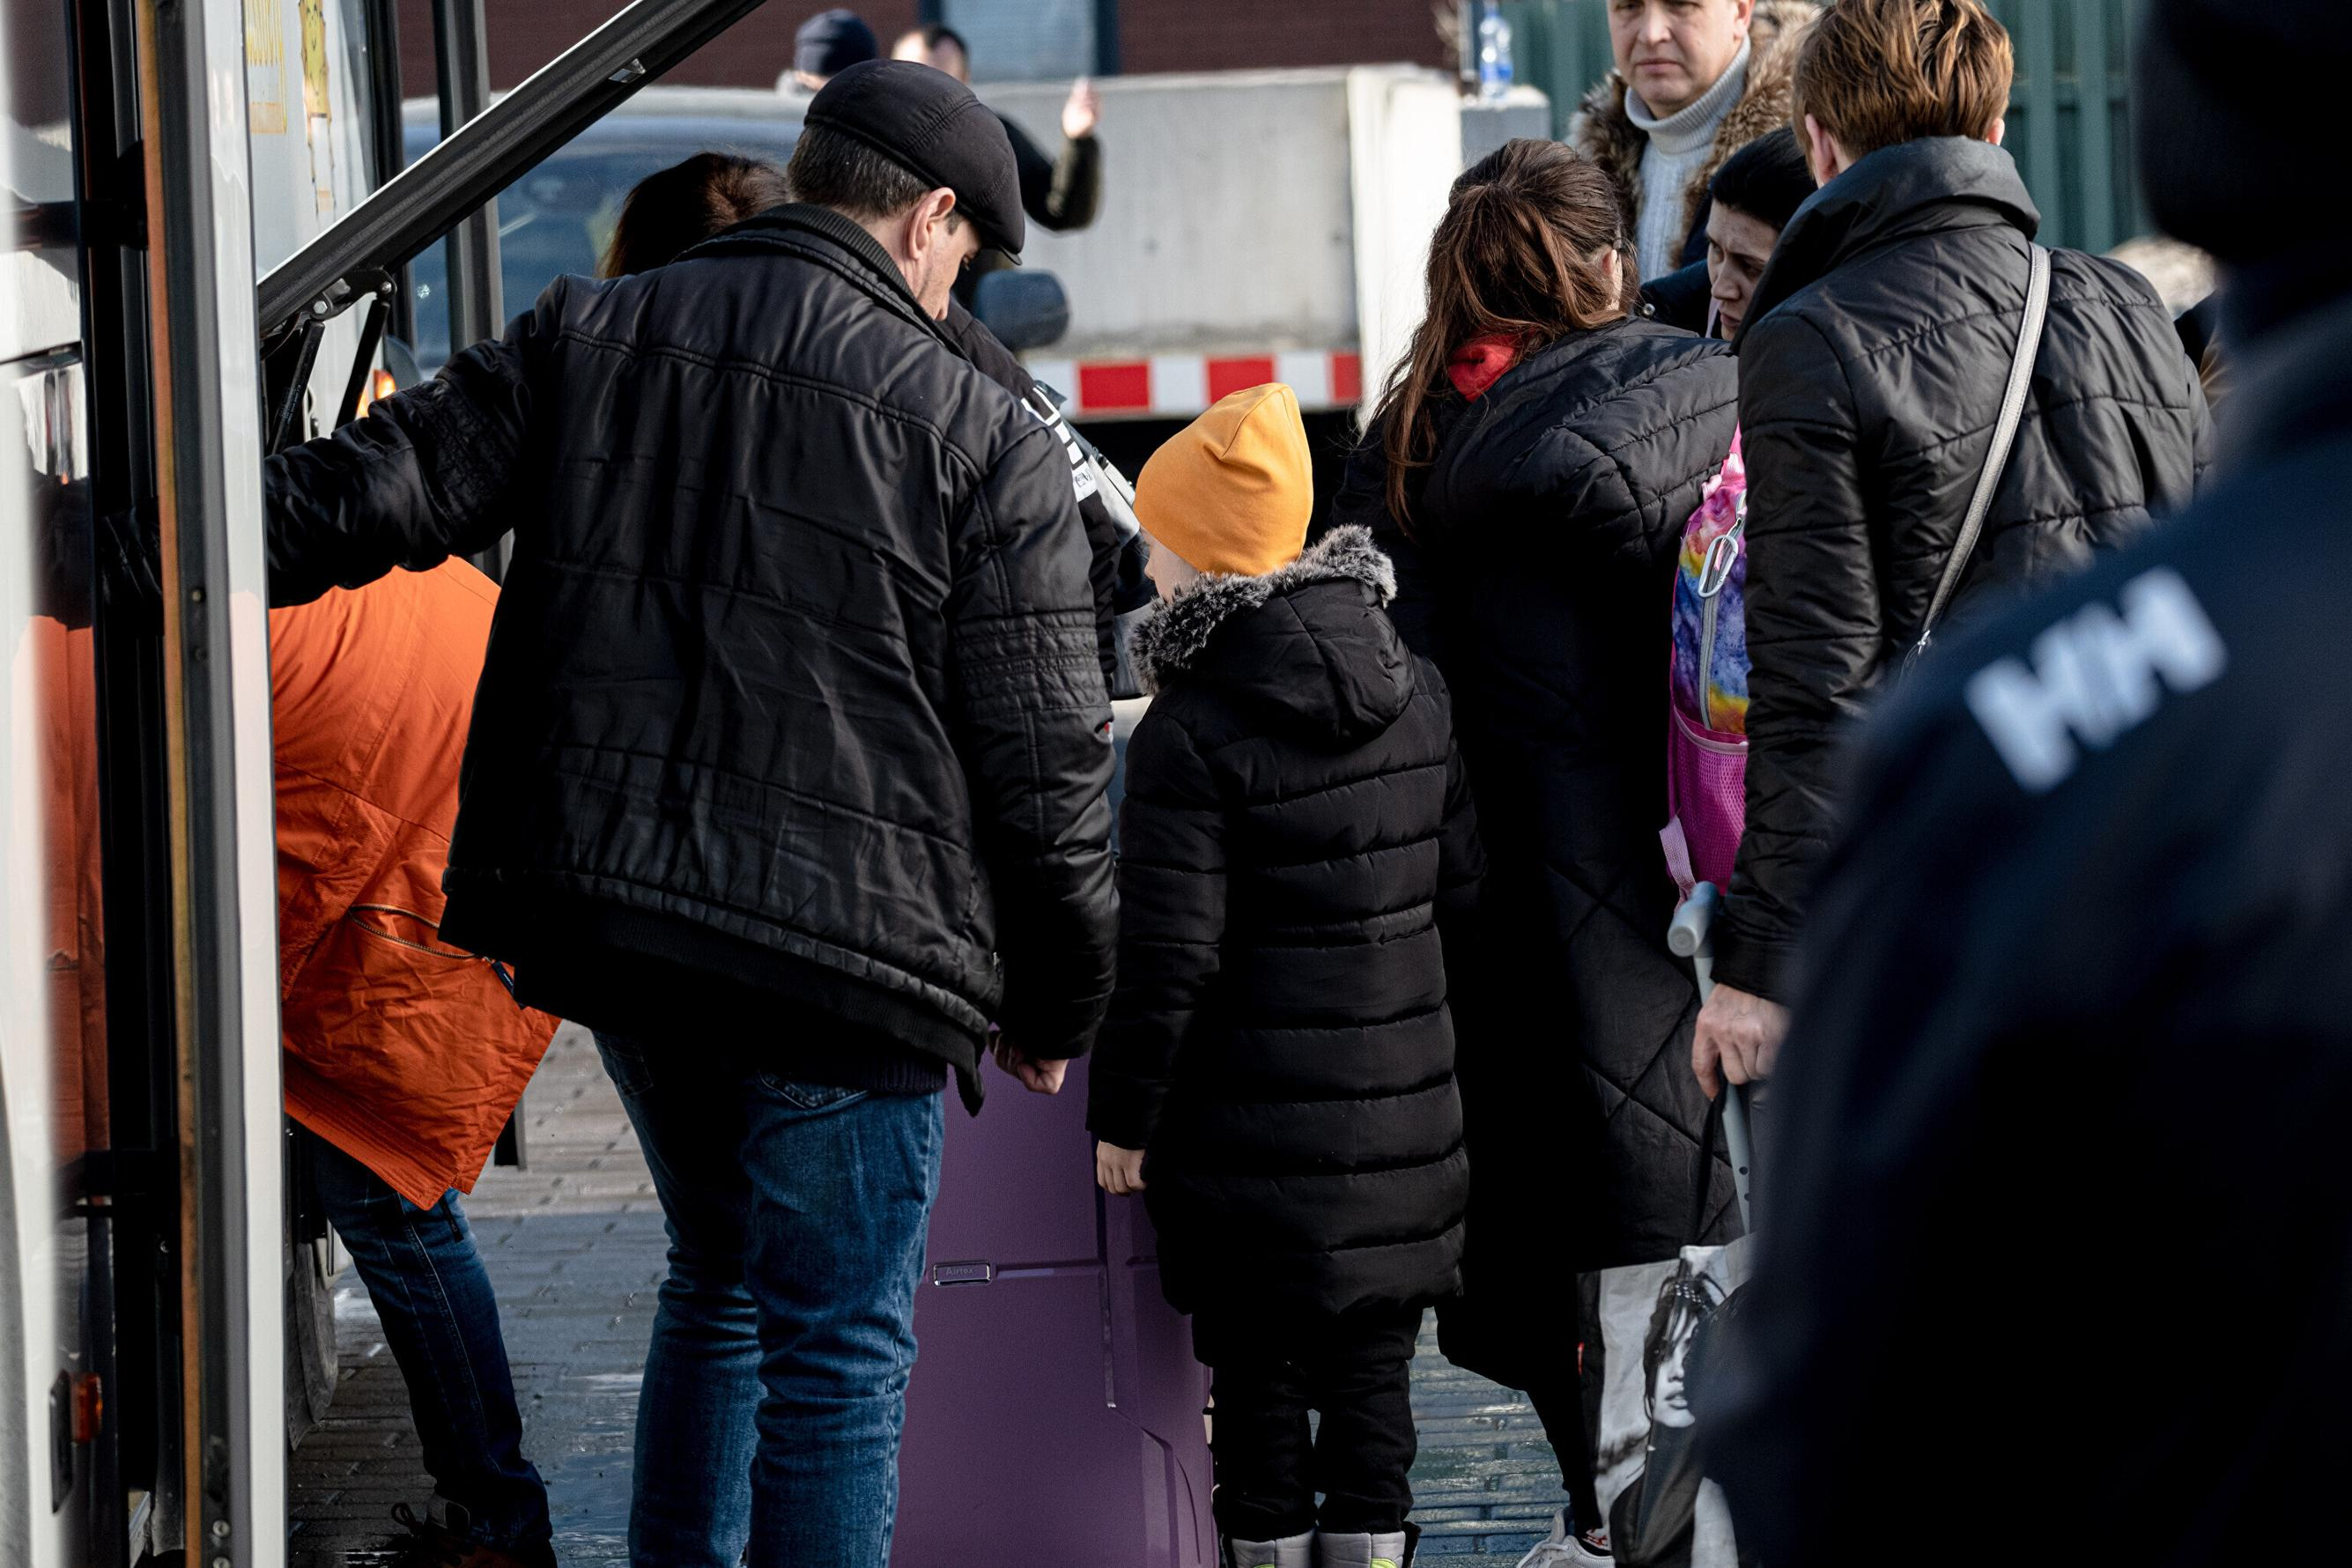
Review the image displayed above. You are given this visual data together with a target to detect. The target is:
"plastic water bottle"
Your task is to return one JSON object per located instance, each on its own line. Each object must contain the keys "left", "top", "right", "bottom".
{"left": 1477, "top": 1, "right": 1515, "bottom": 101}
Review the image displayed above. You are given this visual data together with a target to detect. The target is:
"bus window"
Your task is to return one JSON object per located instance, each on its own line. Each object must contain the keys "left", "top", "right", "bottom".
{"left": 402, "top": 99, "right": 802, "bottom": 370}
{"left": 4, "top": 0, "right": 81, "bottom": 365}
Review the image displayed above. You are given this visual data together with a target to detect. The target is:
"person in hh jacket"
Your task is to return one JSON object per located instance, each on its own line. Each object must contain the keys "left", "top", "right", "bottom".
{"left": 1574, "top": 0, "right": 1818, "bottom": 283}
{"left": 274, "top": 560, "right": 560, "bottom": 1568}
{"left": 1089, "top": 384, "right": 1481, "bottom": 1568}
{"left": 262, "top": 62, "right": 1113, "bottom": 1567}
{"left": 1690, "top": 0, "right": 2212, "bottom": 1099}
{"left": 1699, "top": 2, "right": 2352, "bottom": 1558}
{"left": 1333, "top": 138, "right": 1739, "bottom": 1567}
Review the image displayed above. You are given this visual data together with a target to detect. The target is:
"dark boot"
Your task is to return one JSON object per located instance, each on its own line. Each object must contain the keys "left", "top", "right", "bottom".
{"left": 389, "top": 1502, "right": 558, "bottom": 1568}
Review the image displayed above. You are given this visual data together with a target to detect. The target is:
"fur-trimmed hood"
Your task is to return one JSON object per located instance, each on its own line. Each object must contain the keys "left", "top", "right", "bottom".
{"left": 1571, "top": 1, "right": 1817, "bottom": 268}
{"left": 1131, "top": 525, "right": 1415, "bottom": 747}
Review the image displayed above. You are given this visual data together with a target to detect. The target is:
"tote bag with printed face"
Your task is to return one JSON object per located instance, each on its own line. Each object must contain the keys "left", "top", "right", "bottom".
{"left": 1594, "top": 1237, "right": 1755, "bottom": 1568}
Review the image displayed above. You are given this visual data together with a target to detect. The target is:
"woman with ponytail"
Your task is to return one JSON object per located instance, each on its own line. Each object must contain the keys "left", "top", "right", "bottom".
{"left": 1334, "top": 138, "right": 1739, "bottom": 1566}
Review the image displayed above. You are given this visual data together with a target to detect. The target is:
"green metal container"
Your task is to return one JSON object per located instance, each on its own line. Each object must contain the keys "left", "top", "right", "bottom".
{"left": 1498, "top": 0, "right": 2149, "bottom": 252}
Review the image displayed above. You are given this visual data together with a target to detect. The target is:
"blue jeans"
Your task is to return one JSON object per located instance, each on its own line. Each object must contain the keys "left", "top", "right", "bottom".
{"left": 306, "top": 1133, "right": 552, "bottom": 1550}
{"left": 594, "top": 1032, "right": 946, "bottom": 1568}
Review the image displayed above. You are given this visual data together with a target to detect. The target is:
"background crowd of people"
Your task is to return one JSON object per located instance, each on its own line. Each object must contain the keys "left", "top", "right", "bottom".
{"left": 249, "top": 1, "right": 2344, "bottom": 1565}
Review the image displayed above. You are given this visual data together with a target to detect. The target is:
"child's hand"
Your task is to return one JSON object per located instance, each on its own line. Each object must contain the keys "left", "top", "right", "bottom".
{"left": 991, "top": 1035, "right": 1069, "bottom": 1095}
{"left": 1096, "top": 1142, "right": 1147, "bottom": 1195}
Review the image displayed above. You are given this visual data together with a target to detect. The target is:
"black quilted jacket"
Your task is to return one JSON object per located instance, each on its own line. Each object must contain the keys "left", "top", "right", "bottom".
{"left": 1087, "top": 528, "right": 1483, "bottom": 1323}
{"left": 263, "top": 204, "right": 1118, "bottom": 1091}
{"left": 1335, "top": 317, "right": 1741, "bottom": 1382}
{"left": 1715, "top": 138, "right": 2211, "bottom": 1001}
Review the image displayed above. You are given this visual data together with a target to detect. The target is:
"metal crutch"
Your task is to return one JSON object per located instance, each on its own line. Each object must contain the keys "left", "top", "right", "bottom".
{"left": 1668, "top": 881, "right": 1754, "bottom": 1233}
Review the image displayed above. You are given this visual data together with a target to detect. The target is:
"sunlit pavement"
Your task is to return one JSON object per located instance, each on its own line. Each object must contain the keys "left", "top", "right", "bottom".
{"left": 287, "top": 1028, "right": 1563, "bottom": 1564}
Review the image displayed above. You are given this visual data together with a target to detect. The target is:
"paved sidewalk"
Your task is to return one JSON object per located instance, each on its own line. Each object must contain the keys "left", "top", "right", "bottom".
{"left": 287, "top": 1026, "right": 1563, "bottom": 1564}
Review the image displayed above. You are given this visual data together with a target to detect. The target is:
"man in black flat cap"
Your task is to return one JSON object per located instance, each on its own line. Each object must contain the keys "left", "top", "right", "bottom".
{"left": 260, "top": 58, "right": 1115, "bottom": 1568}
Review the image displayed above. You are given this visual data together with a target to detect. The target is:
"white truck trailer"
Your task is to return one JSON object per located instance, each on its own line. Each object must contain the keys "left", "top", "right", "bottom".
{"left": 983, "top": 65, "right": 1542, "bottom": 426}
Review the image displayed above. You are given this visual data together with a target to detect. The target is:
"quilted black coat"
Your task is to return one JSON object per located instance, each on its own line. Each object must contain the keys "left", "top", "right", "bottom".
{"left": 1714, "top": 137, "right": 2211, "bottom": 1000}
{"left": 1335, "top": 318, "right": 1740, "bottom": 1387}
{"left": 263, "top": 204, "right": 1117, "bottom": 1091}
{"left": 1087, "top": 527, "right": 1483, "bottom": 1324}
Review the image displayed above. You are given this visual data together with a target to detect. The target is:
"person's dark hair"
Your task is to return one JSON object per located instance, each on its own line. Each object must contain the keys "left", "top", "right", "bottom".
{"left": 1374, "top": 138, "right": 1637, "bottom": 529}
{"left": 784, "top": 122, "right": 963, "bottom": 233}
{"left": 1639, "top": 1272, "right": 1725, "bottom": 1413}
{"left": 1708, "top": 128, "right": 1815, "bottom": 235}
{"left": 598, "top": 152, "right": 793, "bottom": 279}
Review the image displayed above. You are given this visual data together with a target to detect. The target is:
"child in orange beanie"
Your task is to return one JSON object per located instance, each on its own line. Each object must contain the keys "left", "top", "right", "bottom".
{"left": 1088, "top": 384, "right": 1483, "bottom": 1568}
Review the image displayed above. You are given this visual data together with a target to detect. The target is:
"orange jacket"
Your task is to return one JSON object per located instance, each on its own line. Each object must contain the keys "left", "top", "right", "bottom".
{"left": 274, "top": 560, "right": 557, "bottom": 1208}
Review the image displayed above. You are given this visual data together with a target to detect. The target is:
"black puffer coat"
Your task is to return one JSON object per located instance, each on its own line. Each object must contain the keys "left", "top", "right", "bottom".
{"left": 1335, "top": 318, "right": 1740, "bottom": 1385}
{"left": 936, "top": 298, "right": 1129, "bottom": 692}
{"left": 263, "top": 204, "right": 1117, "bottom": 1091}
{"left": 1715, "top": 138, "right": 2211, "bottom": 1000}
{"left": 1087, "top": 527, "right": 1482, "bottom": 1324}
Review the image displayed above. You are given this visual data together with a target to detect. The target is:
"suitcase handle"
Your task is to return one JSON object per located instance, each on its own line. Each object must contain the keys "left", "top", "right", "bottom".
{"left": 1670, "top": 882, "right": 1755, "bottom": 1234}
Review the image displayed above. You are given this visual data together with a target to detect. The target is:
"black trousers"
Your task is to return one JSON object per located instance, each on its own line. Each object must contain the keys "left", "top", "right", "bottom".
{"left": 1195, "top": 1303, "right": 1425, "bottom": 1539}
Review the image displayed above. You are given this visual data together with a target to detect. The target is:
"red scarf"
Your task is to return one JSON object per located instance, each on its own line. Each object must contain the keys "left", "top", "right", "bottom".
{"left": 1446, "top": 333, "right": 1522, "bottom": 400}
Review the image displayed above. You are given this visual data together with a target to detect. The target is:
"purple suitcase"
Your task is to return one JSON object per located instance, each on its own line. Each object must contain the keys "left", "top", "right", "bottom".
{"left": 894, "top": 1050, "right": 1215, "bottom": 1564}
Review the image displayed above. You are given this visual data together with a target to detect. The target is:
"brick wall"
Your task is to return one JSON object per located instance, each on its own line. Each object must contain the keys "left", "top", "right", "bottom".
{"left": 1117, "top": 0, "right": 1452, "bottom": 75}
{"left": 396, "top": 1, "right": 923, "bottom": 98}
{"left": 396, "top": 1, "right": 1453, "bottom": 96}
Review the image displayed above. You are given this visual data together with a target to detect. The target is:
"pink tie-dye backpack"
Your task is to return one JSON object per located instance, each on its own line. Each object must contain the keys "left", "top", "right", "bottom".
{"left": 1662, "top": 430, "right": 1749, "bottom": 899}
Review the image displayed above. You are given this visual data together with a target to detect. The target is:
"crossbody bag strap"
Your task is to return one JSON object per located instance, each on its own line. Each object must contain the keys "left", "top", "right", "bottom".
{"left": 1911, "top": 242, "right": 2052, "bottom": 663}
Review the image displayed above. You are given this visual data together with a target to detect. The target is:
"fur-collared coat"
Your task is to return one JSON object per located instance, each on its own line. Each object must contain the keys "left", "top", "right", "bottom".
{"left": 1087, "top": 527, "right": 1484, "bottom": 1328}
{"left": 1571, "top": 1, "right": 1819, "bottom": 273}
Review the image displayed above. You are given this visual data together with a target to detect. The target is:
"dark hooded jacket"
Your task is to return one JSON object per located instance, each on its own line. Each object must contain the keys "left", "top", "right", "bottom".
{"left": 1715, "top": 138, "right": 2211, "bottom": 1000}
{"left": 262, "top": 203, "right": 1118, "bottom": 1098}
{"left": 1087, "top": 527, "right": 1483, "bottom": 1325}
{"left": 1335, "top": 318, "right": 1741, "bottom": 1385}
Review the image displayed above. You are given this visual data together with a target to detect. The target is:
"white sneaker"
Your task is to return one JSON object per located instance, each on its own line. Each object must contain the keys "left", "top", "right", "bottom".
{"left": 1225, "top": 1533, "right": 1314, "bottom": 1568}
{"left": 1316, "top": 1529, "right": 1412, "bottom": 1568}
{"left": 1513, "top": 1507, "right": 1612, "bottom": 1567}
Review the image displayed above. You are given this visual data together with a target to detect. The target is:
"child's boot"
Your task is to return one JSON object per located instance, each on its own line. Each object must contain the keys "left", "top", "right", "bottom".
{"left": 1315, "top": 1524, "right": 1417, "bottom": 1568}
{"left": 1223, "top": 1532, "right": 1314, "bottom": 1568}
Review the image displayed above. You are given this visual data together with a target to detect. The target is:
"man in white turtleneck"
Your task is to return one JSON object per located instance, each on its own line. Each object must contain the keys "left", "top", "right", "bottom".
{"left": 1574, "top": 1, "right": 1816, "bottom": 285}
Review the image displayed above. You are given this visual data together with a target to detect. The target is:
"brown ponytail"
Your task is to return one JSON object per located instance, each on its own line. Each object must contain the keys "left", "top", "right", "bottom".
{"left": 1374, "top": 138, "right": 1638, "bottom": 530}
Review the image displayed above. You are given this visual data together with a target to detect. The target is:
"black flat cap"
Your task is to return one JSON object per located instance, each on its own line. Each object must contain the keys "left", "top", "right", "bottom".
{"left": 794, "top": 9, "right": 877, "bottom": 80}
{"left": 803, "top": 59, "right": 1026, "bottom": 260}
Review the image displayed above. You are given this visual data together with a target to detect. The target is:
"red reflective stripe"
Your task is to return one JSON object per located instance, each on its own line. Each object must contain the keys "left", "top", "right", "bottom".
{"left": 1078, "top": 361, "right": 1151, "bottom": 411}
{"left": 1330, "top": 352, "right": 1363, "bottom": 403}
{"left": 1206, "top": 355, "right": 1276, "bottom": 403}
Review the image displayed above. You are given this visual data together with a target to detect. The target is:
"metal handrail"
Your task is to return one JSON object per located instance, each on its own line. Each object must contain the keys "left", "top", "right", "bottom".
{"left": 256, "top": 0, "right": 774, "bottom": 338}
